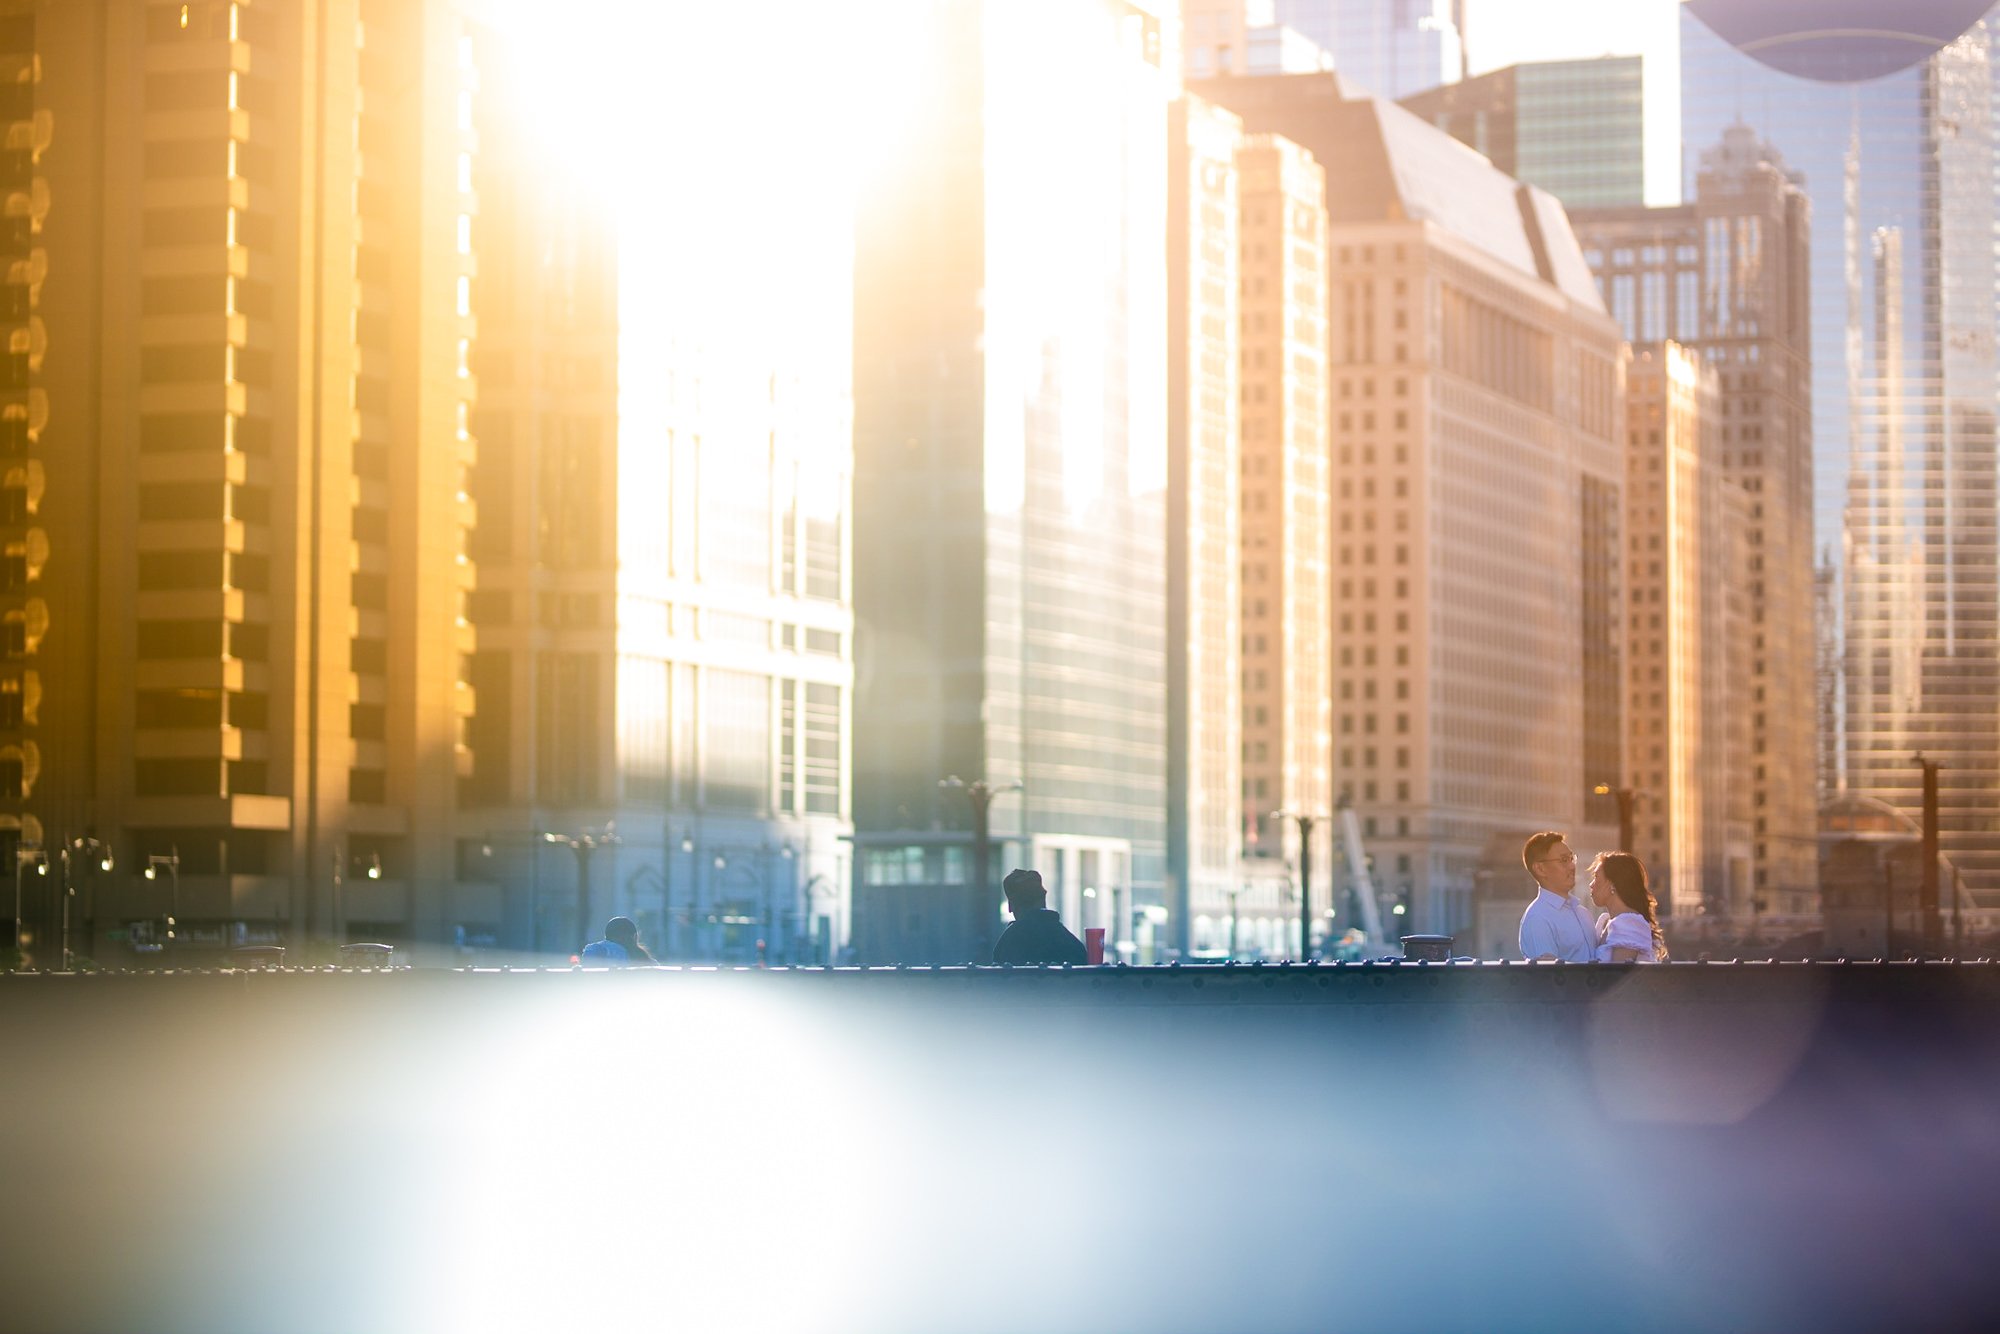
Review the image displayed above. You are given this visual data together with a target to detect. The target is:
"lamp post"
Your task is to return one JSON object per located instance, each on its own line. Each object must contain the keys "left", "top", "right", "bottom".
{"left": 543, "top": 825, "right": 621, "bottom": 954}
{"left": 671, "top": 831, "right": 693, "bottom": 960}
{"left": 687, "top": 843, "right": 726, "bottom": 961}
{"left": 940, "top": 776, "right": 1022, "bottom": 962}
{"left": 1270, "top": 809, "right": 1323, "bottom": 960}
{"left": 761, "top": 841, "right": 795, "bottom": 965}
{"left": 1592, "top": 783, "right": 1636, "bottom": 855}
{"left": 144, "top": 850, "right": 181, "bottom": 960}
{"left": 1227, "top": 884, "right": 1242, "bottom": 959}
{"left": 12, "top": 845, "right": 47, "bottom": 966}
{"left": 1915, "top": 753, "right": 1942, "bottom": 955}
{"left": 58, "top": 835, "right": 114, "bottom": 970}
{"left": 798, "top": 871, "right": 832, "bottom": 965}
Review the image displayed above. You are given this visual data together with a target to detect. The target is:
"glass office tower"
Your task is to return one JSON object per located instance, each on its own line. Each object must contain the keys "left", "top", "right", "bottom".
{"left": 1402, "top": 57, "right": 1645, "bottom": 209}
{"left": 1276, "top": 0, "right": 1461, "bottom": 99}
{"left": 852, "top": 0, "right": 1171, "bottom": 962}
{"left": 1683, "top": 1, "right": 2000, "bottom": 901}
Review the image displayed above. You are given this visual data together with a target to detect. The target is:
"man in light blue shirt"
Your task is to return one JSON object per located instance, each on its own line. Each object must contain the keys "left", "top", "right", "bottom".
{"left": 1517, "top": 831, "right": 1597, "bottom": 962}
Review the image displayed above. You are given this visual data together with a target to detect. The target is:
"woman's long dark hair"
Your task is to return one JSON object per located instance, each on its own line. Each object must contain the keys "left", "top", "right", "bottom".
{"left": 1596, "top": 852, "right": 1667, "bottom": 961}
{"left": 605, "top": 918, "right": 655, "bottom": 965}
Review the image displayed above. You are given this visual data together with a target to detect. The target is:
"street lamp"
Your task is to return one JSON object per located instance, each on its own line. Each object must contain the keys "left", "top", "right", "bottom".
{"left": 1592, "top": 783, "right": 1637, "bottom": 855}
{"left": 11, "top": 844, "right": 47, "bottom": 966}
{"left": 1915, "top": 753, "right": 1942, "bottom": 954}
{"left": 542, "top": 825, "right": 621, "bottom": 954}
{"left": 797, "top": 871, "right": 833, "bottom": 965}
{"left": 760, "top": 841, "right": 795, "bottom": 965}
{"left": 940, "top": 775, "right": 1023, "bottom": 961}
{"left": 668, "top": 836, "right": 692, "bottom": 960}
{"left": 58, "top": 835, "right": 114, "bottom": 970}
{"left": 144, "top": 850, "right": 181, "bottom": 959}
{"left": 1270, "top": 809, "right": 1326, "bottom": 961}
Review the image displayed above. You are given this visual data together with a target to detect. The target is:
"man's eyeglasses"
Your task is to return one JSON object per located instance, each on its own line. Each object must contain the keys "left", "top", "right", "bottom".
{"left": 1535, "top": 854, "right": 1577, "bottom": 867}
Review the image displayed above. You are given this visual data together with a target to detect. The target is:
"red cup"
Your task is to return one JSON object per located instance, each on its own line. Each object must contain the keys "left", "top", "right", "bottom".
{"left": 1084, "top": 927, "right": 1106, "bottom": 965}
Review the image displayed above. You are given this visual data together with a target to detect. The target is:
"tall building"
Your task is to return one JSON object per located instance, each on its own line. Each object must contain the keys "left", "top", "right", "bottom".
{"left": 1275, "top": 0, "right": 1462, "bottom": 98}
{"left": 1181, "top": 1, "right": 1333, "bottom": 78}
{"left": 1166, "top": 95, "right": 1244, "bottom": 958}
{"left": 851, "top": 0, "right": 1171, "bottom": 963}
{"left": 1193, "top": 74, "right": 1625, "bottom": 938}
{"left": 1235, "top": 132, "right": 1331, "bottom": 948}
{"left": 1622, "top": 344, "right": 1729, "bottom": 915}
{"left": 5, "top": 0, "right": 479, "bottom": 963}
{"left": 462, "top": 24, "right": 856, "bottom": 964}
{"left": 1682, "top": 1, "right": 2000, "bottom": 904}
{"left": 1571, "top": 126, "right": 1818, "bottom": 917}
{"left": 1400, "top": 56, "right": 1645, "bottom": 209}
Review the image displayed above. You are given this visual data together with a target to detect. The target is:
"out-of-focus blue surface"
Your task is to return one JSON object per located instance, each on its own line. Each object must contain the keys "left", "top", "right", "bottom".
{"left": 2, "top": 964, "right": 1998, "bottom": 1332}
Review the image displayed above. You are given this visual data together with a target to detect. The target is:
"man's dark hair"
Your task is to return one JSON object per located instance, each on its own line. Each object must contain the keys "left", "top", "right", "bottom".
{"left": 1002, "top": 868, "right": 1045, "bottom": 906}
{"left": 1521, "top": 831, "right": 1567, "bottom": 875}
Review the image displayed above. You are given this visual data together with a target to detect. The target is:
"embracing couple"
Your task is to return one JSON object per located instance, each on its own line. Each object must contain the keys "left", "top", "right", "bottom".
{"left": 1517, "top": 830, "right": 1668, "bottom": 963}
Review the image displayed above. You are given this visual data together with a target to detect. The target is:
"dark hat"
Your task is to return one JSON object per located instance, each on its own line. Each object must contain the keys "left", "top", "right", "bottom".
{"left": 604, "top": 916, "right": 639, "bottom": 946}
{"left": 1002, "top": 868, "right": 1044, "bottom": 899}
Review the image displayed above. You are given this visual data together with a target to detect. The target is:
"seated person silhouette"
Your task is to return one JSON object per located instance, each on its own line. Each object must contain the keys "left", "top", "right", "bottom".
{"left": 990, "top": 868, "right": 1087, "bottom": 966}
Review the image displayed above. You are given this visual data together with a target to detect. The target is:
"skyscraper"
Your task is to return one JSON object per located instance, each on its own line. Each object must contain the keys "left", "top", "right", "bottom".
{"left": 1275, "top": 0, "right": 1462, "bottom": 99}
{"left": 463, "top": 23, "right": 856, "bottom": 964}
{"left": 1167, "top": 94, "right": 1244, "bottom": 957}
{"left": 1571, "top": 126, "right": 1818, "bottom": 918}
{"left": 1193, "top": 74, "right": 1625, "bottom": 938}
{"left": 5, "top": 0, "right": 478, "bottom": 962}
{"left": 851, "top": 0, "right": 1171, "bottom": 963}
{"left": 1400, "top": 56, "right": 1645, "bottom": 209}
{"left": 1235, "top": 132, "right": 1331, "bottom": 946}
{"left": 1682, "top": 1, "right": 2000, "bottom": 904}
{"left": 1622, "top": 343, "right": 1730, "bottom": 915}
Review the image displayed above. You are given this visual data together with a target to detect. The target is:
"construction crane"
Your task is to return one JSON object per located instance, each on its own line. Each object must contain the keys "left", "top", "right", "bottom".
{"left": 1336, "top": 794, "right": 1387, "bottom": 944}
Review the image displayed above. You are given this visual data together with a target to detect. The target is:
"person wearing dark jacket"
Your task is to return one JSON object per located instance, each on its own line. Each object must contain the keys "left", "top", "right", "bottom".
{"left": 991, "top": 868, "right": 1088, "bottom": 965}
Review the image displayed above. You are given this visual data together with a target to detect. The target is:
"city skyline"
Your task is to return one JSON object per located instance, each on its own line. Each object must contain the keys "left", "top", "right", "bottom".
{"left": 7, "top": 1, "right": 2000, "bottom": 967}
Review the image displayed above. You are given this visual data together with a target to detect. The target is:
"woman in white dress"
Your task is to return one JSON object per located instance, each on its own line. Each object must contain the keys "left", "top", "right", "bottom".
{"left": 1586, "top": 851, "right": 1668, "bottom": 963}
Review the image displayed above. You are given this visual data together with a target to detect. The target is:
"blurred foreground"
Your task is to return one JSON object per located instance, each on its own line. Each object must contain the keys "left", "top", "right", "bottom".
{"left": 3, "top": 963, "right": 1998, "bottom": 1333}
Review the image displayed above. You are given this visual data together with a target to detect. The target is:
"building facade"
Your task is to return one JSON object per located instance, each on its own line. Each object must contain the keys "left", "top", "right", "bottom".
{"left": 1400, "top": 56, "right": 1645, "bottom": 209}
{"left": 1682, "top": 0, "right": 2000, "bottom": 904}
{"left": 1274, "top": 0, "right": 1462, "bottom": 99}
{"left": 5, "top": 0, "right": 478, "bottom": 963}
{"left": 1622, "top": 344, "right": 1730, "bottom": 915}
{"left": 852, "top": 0, "right": 1171, "bottom": 963}
{"left": 1166, "top": 94, "right": 1244, "bottom": 957}
{"left": 1194, "top": 75, "right": 1626, "bottom": 940}
{"left": 461, "top": 21, "right": 856, "bottom": 964}
{"left": 1235, "top": 132, "right": 1332, "bottom": 950}
{"left": 1571, "top": 126, "right": 1819, "bottom": 918}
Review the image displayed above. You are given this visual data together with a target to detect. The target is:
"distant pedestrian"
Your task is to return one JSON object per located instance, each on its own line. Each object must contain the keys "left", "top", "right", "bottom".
{"left": 1517, "top": 831, "right": 1596, "bottom": 962}
{"left": 580, "top": 916, "right": 656, "bottom": 966}
{"left": 991, "top": 868, "right": 1087, "bottom": 966}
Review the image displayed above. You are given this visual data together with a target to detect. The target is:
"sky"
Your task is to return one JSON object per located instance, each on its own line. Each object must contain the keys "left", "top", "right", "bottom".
{"left": 1468, "top": 0, "right": 1683, "bottom": 206}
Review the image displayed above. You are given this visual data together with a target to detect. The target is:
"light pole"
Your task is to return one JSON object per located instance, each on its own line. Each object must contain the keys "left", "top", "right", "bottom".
{"left": 1915, "top": 753, "right": 1942, "bottom": 955}
{"left": 1227, "top": 884, "right": 1242, "bottom": 959}
{"left": 687, "top": 843, "right": 726, "bottom": 960}
{"left": 940, "top": 775, "right": 1023, "bottom": 962}
{"left": 798, "top": 871, "right": 832, "bottom": 965}
{"left": 1271, "top": 810, "right": 1324, "bottom": 960}
{"left": 58, "top": 835, "right": 114, "bottom": 970}
{"left": 1592, "top": 783, "right": 1637, "bottom": 855}
{"left": 543, "top": 825, "right": 621, "bottom": 954}
{"left": 760, "top": 841, "right": 795, "bottom": 965}
{"left": 12, "top": 845, "right": 47, "bottom": 966}
{"left": 144, "top": 850, "right": 180, "bottom": 960}
{"left": 673, "top": 831, "right": 694, "bottom": 960}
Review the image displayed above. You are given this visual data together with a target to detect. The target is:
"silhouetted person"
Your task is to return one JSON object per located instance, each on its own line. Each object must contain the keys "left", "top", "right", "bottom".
{"left": 991, "top": 868, "right": 1087, "bottom": 965}
{"left": 581, "top": 916, "right": 655, "bottom": 965}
